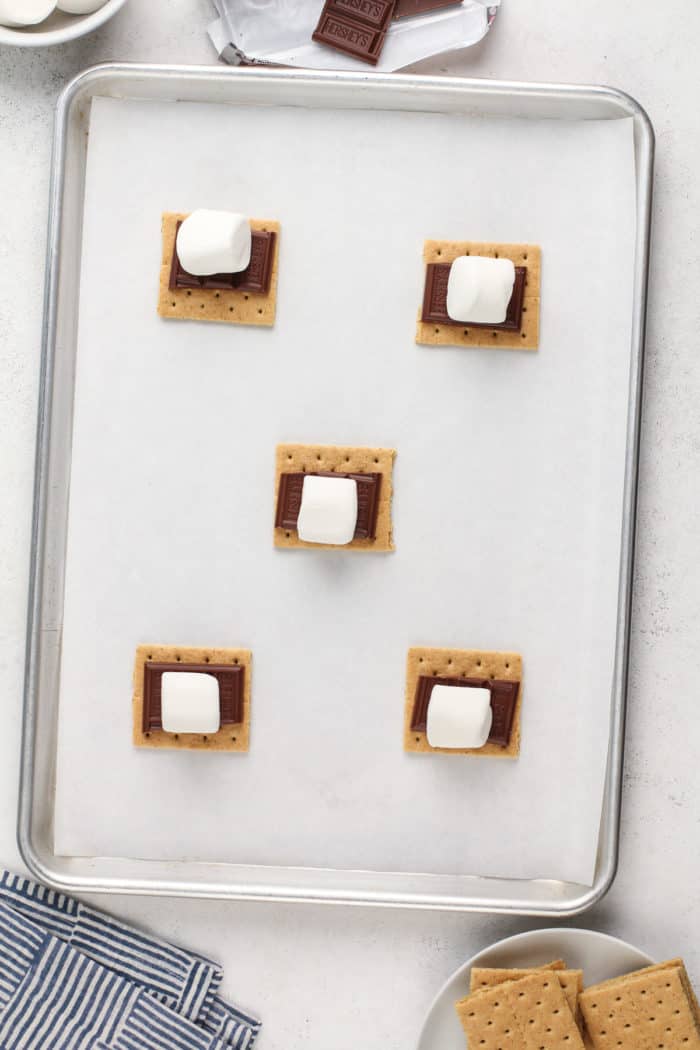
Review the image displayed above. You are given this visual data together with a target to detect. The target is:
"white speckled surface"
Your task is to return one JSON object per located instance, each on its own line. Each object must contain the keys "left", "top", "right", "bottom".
{"left": 1, "top": 2, "right": 699, "bottom": 1048}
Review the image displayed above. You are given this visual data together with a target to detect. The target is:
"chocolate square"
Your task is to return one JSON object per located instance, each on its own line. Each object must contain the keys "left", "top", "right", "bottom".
{"left": 421, "top": 263, "right": 526, "bottom": 331}
{"left": 410, "top": 674, "right": 519, "bottom": 747}
{"left": 313, "top": 12, "right": 385, "bottom": 63}
{"left": 312, "top": 0, "right": 395, "bottom": 64}
{"left": 142, "top": 661, "right": 244, "bottom": 734}
{"left": 275, "top": 471, "right": 382, "bottom": 541}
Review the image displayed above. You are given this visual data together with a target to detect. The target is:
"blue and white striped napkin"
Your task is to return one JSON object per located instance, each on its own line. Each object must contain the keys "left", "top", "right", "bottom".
{"left": 0, "top": 871, "right": 261, "bottom": 1050}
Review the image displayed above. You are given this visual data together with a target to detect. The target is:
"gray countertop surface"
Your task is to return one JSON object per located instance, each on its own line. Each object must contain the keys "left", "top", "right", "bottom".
{"left": 1, "top": 2, "right": 698, "bottom": 1048}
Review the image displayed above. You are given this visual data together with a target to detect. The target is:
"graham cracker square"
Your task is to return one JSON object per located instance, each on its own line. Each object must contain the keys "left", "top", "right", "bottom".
{"left": 470, "top": 966, "right": 583, "bottom": 1029}
{"left": 579, "top": 962, "right": 700, "bottom": 1050}
{"left": 416, "top": 240, "right": 540, "bottom": 350}
{"left": 456, "top": 972, "right": 585, "bottom": 1050}
{"left": 133, "top": 643, "right": 251, "bottom": 752}
{"left": 273, "top": 443, "right": 396, "bottom": 552}
{"left": 157, "top": 212, "right": 280, "bottom": 327}
{"left": 470, "top": 964, "right": 566, "bottom": 992}
{"left": 403, "top": 645, "right": 522, "bottom": 757}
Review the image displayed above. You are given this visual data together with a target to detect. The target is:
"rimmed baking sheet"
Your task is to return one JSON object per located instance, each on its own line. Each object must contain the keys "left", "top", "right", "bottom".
{"left": 19, "top": 65, "right": 653, "bottom": 912}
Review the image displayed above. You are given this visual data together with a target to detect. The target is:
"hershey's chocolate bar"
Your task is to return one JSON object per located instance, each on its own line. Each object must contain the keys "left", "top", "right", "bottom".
{"left": 143, "top": 661, "right": 244, "bottom": 734}
{"left": 275, "top": 471, "right": 382, "bottom": 541}
{"left": 421, "top": 263, "right": 526, "bottom": 331}
{"left": 312, "top": 0, "right": 396, "bottom": 65}
{"left": 410, "top": 674, "right": 519, "bottom": 747}
{"left": 169, "top": 222, "right": 275, "bottom": 295}
{"left": 312, "top": 0, "right": 459, "bottom": 63}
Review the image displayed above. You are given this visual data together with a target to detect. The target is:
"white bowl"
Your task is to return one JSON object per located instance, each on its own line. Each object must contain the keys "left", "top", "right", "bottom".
{"left": 0, "top": 0, "right": 128, "bottom": 46}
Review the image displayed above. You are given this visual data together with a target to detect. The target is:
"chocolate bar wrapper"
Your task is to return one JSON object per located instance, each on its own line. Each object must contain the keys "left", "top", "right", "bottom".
{"left": 207, "top": 0, "right": 498, "bottom": 72}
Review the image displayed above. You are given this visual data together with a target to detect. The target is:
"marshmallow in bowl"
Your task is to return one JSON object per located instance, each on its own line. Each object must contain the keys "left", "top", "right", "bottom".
{"left": 297, "top": 475, "right": 358, "bottom": 546}
{"left": 446, "top": 255, "right": 515, "bottom": 324}
{"left": 426, "top": 684, "right": 493, "bottom": 749}
{"left": 0, "top": 0, "right": 56, "bottom": 26}
{"left": 57, "top": 0, "right": 108, "bottom": 11}
{"left": 176, "top": 210, "right": 252, "bottom": 276}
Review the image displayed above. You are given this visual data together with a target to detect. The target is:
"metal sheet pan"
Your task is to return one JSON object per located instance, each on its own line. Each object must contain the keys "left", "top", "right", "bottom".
{"left": 18, "top": 63, "right": 653, "bottom": 913}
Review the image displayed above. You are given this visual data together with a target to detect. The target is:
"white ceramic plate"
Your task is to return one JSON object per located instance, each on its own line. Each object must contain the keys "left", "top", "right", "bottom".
{"left": 416, "top": 927, "right": 654, "bottom": 1050}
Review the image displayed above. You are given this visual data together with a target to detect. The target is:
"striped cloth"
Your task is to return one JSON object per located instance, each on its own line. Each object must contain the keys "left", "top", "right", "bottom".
{"left": 0, "top": 872, "right": 261, "bottom": 1050}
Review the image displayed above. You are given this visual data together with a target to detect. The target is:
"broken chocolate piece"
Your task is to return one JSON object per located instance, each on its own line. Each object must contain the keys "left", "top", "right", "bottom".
{"left": 421, "top": 263, "right": 526, "bottom": 330}
{"left": 275, "top": 471, "right": 382, "bottom": 541}
{"left": 142, "top": 661, "right": 244, "bottom": 734}
{"left": 410, "top": 674, "right": 519, "bottom": 747}
{"left": 312, "top": 0, "right": 396, "bottom": 65}
{"left": 169, "top": 221, "right": 275, "bottom": 295}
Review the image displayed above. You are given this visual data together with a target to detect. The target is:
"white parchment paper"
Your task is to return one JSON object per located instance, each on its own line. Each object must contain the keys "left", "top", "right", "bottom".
{"left": 53, "top": 96, "right": 636, "bottom": 886}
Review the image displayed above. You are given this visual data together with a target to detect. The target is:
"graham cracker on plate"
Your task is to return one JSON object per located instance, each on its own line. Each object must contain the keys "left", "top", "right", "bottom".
{"left": 157, "top": 212, "right": 280, "bottom": 326}
{"left": 579, "top": 959, "right": 700, "bottom": 1016}
{"left": 469, "top": 963, "right": 566, "bottom": 991}
{"left": 470, "top": 965, "right": 583, "bottom": 1028}
{"left": 456, "top": 971, "right": 585, "bottom": 1050}
{"left": 403, "top": 646, "right": 522, "bottom": 757}
{"left": 133, "top": 643, "right": 251, "bottom": 752}
{"left": 579, "top": 961, "right": 700, "bottom": 1050}
{"left": 273, "top": 443, "right": 396, "bottom": 552}
{"left": 416, "top": 240, "right": 541, "bottom": 350}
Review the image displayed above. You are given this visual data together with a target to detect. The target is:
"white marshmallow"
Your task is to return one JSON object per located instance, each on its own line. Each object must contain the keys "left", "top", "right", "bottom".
{"left": 161, "top": 672, "right": 220, "bottom": 735}
{"left": 57, "top": 0, "right": 107, "bottom": 12}
{"left": 446, "top": 255, "right": 516, "bottom": 324}
{"left": 297, "top": 475, "right": 358, "bottom": 546}
{"left": 0, "top": 0, "right": 56, "bottom": 26}
{"left": 426, "top": 684, "right": 493, "bottom": 749}
{"left": 176, "top": 210, "right": 251, "bottom": 276}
